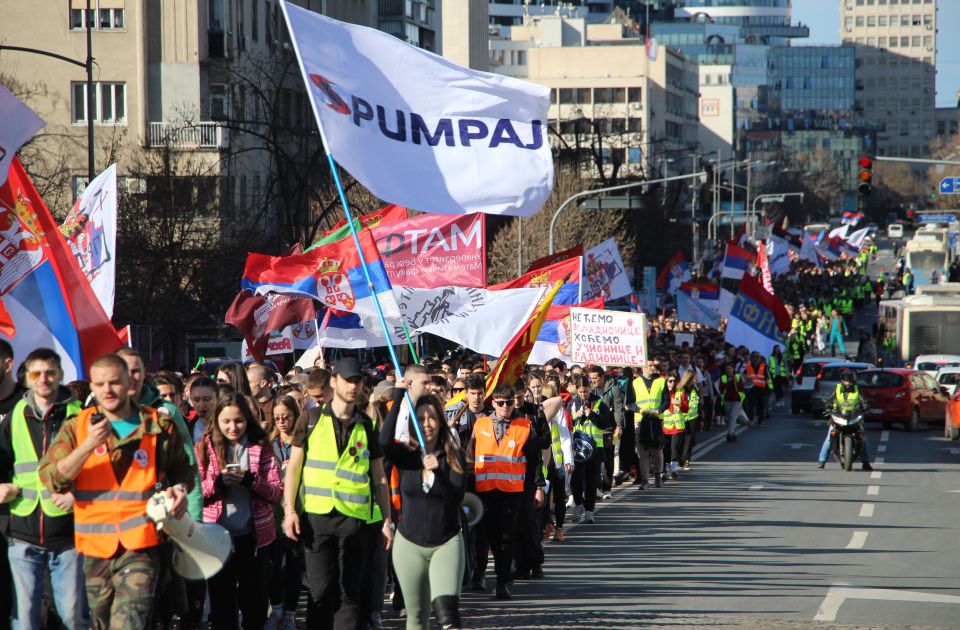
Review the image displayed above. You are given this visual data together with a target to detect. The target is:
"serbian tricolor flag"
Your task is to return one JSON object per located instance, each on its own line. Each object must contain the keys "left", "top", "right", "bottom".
{"left": 629, "top": 293, "right": 641, "bottom": 313}
{"left": 656, "top": 251, "right": 691, "bottom": 296}
{"left": 324, "top": 204, "right": 407, "bottom": 237}
{"left": 722, "top": 242, "right": 755, "bottom": 280}
{"left": 490, "top": 257, "right": 582, "bottom": 364}
{"left": 724, "top": 273, "right": 791, "bottom": 357}
{"left": 241, "top": 227, "right": 402, "bottom": 321}
{"left": 0, "top": 159, "right": 124, "bottom": 381}
{"left": 819, "top": 236, "right": 843, "bottom": 262}
{"left": 676, "top": 281, "right": 721, "bottom": 328}
{"left": 526, "top": 296, "right": 605, "bottom": 365}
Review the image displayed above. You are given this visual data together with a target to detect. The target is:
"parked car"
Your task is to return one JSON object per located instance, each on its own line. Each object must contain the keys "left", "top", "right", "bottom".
{"left": 912, "top": 354, "right": 960, "bottom": 377}
{"left": 857, "top": 368, "right": 950, "bottom": 431}
{"left": 810, "top": 362, "right": 874, "bottom": 415}
{"left": 791, "top": 357, "right": 835, "bottom": 414}
{"left": 945, "top": 389, "right": 960, "bottom": 440}
{"left": 935, "top": 366, "right": 960, "bottom": 397}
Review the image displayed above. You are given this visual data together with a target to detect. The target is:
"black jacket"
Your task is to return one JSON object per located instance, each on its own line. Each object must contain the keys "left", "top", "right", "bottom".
{"left": 0, "top": 386, "right": 78, "bottom": 549}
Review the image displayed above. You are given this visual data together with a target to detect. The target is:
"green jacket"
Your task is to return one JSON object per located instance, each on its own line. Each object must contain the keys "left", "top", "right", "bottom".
{"left": 138, "top": 383, "right": 203, "bottom": 520}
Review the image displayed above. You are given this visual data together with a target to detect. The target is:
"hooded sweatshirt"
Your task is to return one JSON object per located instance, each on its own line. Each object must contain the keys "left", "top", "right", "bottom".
{"left": 0, "top": 386, "right": 78, "bottom": 549}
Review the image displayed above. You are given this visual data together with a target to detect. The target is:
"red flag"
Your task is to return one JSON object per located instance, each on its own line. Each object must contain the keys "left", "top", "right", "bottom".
{"left": 325, "top": 204, "right": 408, "bottom": 236}
{"left": 0, "top": 301, "right": 15, "bottom": 337}
{"left": 225, "top": 290, "right": 317, "bottom": 361}
{"left": 526, "top": 244, "right": 583, "bottom": 274}
{"left": 756, "top": 242, "right": 774, "bottom": 295}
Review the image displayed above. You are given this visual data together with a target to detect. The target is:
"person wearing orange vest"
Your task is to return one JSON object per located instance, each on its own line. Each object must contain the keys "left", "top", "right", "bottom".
{"left": 38, "top": 353, "right": 194, "bottom": 630}
{"left": 743, "top": 352, "right": 771, "bottom": 428}
{"left": 465, "top": 383, "right": 544, "bottom": 601}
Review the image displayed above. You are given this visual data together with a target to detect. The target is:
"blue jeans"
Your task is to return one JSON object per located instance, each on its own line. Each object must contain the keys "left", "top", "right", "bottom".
{"left": 828, "top": 330, "right": 846, "bottom": 355}
{"left": 8, "top": 539, "right": 88, "bottom": 630}
{"left": 818, "top": 427, "right": 870, "bottom": 464}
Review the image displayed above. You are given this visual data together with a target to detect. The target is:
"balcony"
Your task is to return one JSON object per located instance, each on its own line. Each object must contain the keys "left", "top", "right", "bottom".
{"left": 146, "top": 122, "right": 229, "bottom": 150}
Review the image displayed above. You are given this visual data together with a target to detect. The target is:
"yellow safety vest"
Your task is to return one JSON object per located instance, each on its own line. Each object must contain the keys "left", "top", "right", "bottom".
{"left": 684, "top": 389, "right": 700, "bottom": 424}
{"left": 721, "top": 374, "right": 746, "bottom": 402}
{"left": 302, "top": 413, "right": 380, "bottom": 523}
{"left": 10, "top": 400, "right": 82, "bottom": 518}
{"left": 662, "top": 392, "right": 686, "bottom": 433}
{"left": 834, "top": 384, "right": 860, "bottom": 412}
{"left": 632, "top": 376, "right": 666, "bottom": 424}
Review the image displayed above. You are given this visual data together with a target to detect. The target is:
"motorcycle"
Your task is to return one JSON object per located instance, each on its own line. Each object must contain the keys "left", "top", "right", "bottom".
{"left": 827, "top": 409, "right": 865, "bottom": 471}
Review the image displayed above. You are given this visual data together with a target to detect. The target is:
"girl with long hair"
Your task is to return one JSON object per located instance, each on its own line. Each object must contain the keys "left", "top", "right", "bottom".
{"left": 196, "top": 393, "right": 282, "bottom": 630}
{"left": 266, "top": 395, "right": 304, "bottom": 629}
{"left": 215, "top": 361, "right": 252, "bottom": 396}
{"left": 380, "top": 385, "right": 466, "bottom": 630}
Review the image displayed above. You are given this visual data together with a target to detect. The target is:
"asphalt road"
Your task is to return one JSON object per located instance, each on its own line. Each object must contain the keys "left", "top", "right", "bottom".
{"left": 456, "top": 405, "right": 960, "bottom": 629}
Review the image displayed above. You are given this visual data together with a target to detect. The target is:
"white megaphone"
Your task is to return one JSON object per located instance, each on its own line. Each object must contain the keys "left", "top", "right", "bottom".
{"left": 461, "top": 492, "right": 484, "bottom": 529}
{"left": 146, "top": 492, "right": 233, "bottom": 580}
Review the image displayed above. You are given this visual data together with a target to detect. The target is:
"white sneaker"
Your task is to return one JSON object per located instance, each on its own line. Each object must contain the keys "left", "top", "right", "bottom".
{"left": 602, "top": 492, "right": 612, "bottom": 500}
{"left": 583, "top": 511, "right": 596, "bottom": 524}
{"left": 566, "top": 495, "right": 575, "bottom": 508}
{"left": 572, "top": 504, "right": 584, "bottom": 523}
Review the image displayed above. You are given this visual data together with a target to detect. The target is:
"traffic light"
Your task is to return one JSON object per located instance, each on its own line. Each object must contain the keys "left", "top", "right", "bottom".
{"left": 857, "top": 155, "right": 873, "bottom": 197}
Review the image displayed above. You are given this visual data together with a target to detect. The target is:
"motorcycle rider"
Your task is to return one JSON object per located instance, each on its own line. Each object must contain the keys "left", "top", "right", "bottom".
{"left": 817, "top": 370, "right": 872, "bottom": 471}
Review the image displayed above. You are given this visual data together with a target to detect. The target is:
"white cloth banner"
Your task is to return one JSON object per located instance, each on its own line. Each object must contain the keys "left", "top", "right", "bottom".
{"left": 61, "top": 164, "right": 117, "bottom": 316}
{"left": 0, "top": 85, "right": 45, "bottom": 186}
{"left": 582, "top": 238, "right": 632, "bottom": 301}
{"left": 281, "top": 1, "right": 554, "bottom": 217}
{"left": 846, "top": 227, "right": 870, "bottom": 250}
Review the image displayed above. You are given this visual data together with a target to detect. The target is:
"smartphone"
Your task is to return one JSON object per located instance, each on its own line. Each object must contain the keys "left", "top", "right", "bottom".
{"left": 90, "top": 413, "right": 105, "bottom": 425}
{"left": 225, "top": 464, "right": 242, "bottom": 472}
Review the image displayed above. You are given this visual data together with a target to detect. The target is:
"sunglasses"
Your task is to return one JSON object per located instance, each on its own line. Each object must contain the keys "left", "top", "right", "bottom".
{"left": 28, "top": 369, "right": 59, "bottom": 380}
{"left": 492, "top": 400, "right": 513, "bottom": 407}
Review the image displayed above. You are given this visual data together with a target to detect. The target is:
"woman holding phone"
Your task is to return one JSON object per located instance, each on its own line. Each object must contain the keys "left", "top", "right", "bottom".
{"left": 196, "top": 393, "right": 282, "bottom": 630}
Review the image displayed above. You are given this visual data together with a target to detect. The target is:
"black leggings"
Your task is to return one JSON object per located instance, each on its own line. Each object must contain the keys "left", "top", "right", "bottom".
{"left": 544, "top": 463, "right": 568, "bottom": 529}
{"left": 571, "top": 458, "right": 602, "bottom": 511}
{"left": 207, "top": 533, "right": 269, "bottom": 630}
{"left": 269, "top": 540, "right": 304, "bottom": 612}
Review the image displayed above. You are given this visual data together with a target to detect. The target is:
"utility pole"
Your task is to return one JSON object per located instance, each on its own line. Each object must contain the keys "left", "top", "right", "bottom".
{"left": 691, "top": 153, "right": 700, "bottom": 268}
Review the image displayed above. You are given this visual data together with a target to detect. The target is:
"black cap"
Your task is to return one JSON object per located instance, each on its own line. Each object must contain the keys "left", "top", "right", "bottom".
{"left": 332, "top": 357, "right": 364, "bottom": 380}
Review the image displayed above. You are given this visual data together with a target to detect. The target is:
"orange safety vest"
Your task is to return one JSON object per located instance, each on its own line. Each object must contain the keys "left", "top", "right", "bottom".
{"left": 473, "top": 416, "right": 530, "bottom": 493}
{"left": 744, "top": 363, "right": 767, "bottom": 388}
{"left": 73, "top": 407, "right": 160, "bottom": 559}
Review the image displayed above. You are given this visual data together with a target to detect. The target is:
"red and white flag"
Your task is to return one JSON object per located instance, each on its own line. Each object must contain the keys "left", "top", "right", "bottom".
{"left": 756, "top": 240, "right": 774, "bottom": 295}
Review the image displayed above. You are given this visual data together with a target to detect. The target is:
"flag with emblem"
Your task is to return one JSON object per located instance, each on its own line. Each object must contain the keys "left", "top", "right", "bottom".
{"left": 724, "top": 273, "right": 791, "bottom": 357}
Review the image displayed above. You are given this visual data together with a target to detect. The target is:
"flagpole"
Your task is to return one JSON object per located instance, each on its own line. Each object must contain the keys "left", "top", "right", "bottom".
{"left": 280, "top": 0, "right": 425, "bottom": 451}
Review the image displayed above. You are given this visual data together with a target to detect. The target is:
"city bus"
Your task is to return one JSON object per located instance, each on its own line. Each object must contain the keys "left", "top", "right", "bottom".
{"left": 878, "top": 294, "right": 960, "bottom": 366}
{"left": 905, "top": 238, "right": 949, "bottom": 287}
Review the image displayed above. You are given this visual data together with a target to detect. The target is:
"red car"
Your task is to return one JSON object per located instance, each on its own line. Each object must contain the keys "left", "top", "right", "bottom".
{"left": 857, "top": 368, "right": 950, "bottom": 432}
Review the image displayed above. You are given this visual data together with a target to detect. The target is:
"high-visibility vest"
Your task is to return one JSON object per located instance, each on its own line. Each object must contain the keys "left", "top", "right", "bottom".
{"left": 302, "top": 414, "right": 377, "bottom": 522}
{"left": 684, "top": 389, "right": 700, "bottom": 424}
{"left": 572, "top": 399, "right": 605, "bottom": 444}
{"left": 632, "top": 377, "right": 665, "bottom": 423}
{"left": 834, "top": 384, "right": 860, "bottom": 412}
{"left": 768, "top": 355, "right": 787, "bottom": 378}
{"left": 473, "top": 416, "right": 530, "bottom": 493}
{"left": 744, "top": 363, "right": 768, "bottom": 389}
{"left": 10, "top": 399, "right": 82, "bottom": 518}
{"left": 549, "top": 419, "right": 564, "bottom": 468}
{"left": 662, "top": 392, "right": 686, "bottom": 434}
{"left": 721, "top": 374, "right": 746, "bottom": 402}
{"left": 73, "top": 407, "right": 160, "bottom": 559}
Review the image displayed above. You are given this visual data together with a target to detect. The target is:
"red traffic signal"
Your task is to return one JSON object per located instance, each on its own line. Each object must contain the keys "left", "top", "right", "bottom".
{"left": 857, "top": 155, "right": 873, "bottom": 196}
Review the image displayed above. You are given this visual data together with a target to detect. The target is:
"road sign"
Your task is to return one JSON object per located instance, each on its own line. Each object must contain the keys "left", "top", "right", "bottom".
{"left": 939, "top": 177, "right": 960, "bottom": 194}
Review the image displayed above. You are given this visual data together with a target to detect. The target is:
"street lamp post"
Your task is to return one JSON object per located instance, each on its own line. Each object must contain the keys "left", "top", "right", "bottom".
{"left": 750, "top": 192, "right": 805, "bottom": 238}
{"left": 548, "top": 170, "right": 708, "bottom": 255}
{"left": 0, "top": 0, "right": 95, "bottom": 181}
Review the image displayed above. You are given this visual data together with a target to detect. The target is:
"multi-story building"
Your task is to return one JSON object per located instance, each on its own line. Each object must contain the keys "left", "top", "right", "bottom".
{"left": 378, "top": 0, "right": 439, "bottom": 52}
{"left": 840, "top": 0, "right": 937, "bottom": 158}
{"left": 0, "top": 0, "right": 377, "bottom": 222}
{"left": 936, "top": 106, "right": 959, "bottom": 139}
{"left": 490, "top": 12, "right": 700, "bottom": 179}
{"left": 438, "top": 0, "right": 489, "bottom": 71}
{"left": 488, "top": 0, "right": 612, "bottom": 36}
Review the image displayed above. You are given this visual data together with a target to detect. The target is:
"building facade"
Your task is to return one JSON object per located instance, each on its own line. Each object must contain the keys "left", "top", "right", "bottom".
{"left": 840, "top": 0, "right": 937, "bottom": 158}
{"left": 490, "top": 12, "right": 700, "bottom": 179}
{"left": 439, "top": 0, "right": 489, "bottom": 71}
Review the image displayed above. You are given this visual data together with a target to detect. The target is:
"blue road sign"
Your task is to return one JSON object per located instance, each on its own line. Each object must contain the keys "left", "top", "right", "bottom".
{"left": 940, "top": 177, "right": 960, "bottom": 194}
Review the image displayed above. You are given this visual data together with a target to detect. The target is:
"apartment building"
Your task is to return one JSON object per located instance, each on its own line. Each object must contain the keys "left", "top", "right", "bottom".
{"left": 438, "top": 0, "right": 489, "bottom": 71}
{"left": 490, "top": 12, "right": 700, "bottom": 179}
{"left": 841, "top": 0, "right": 937, "bottom": 158}
{"left": 0, "top": 0, "right": 376, "bottom": 224}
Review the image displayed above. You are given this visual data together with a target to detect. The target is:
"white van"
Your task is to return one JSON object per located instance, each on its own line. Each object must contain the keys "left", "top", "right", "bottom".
{"left": 888, "top": 223, "right": 904, "bottom": 238}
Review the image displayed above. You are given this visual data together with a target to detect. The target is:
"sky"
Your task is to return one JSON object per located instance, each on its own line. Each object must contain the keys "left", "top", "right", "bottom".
{"left": 792, "top": 0, "right": 959, "bottom": 108}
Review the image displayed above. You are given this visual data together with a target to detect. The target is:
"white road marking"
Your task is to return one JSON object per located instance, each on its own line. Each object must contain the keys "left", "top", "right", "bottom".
{"left": 749, "top": 484, "right": 765, "bottom": 490}
{"left": 880, "top": 430, "right": 890, "bottom": 442}
{"left": 782, "top": 442, "right": 812, "bottom": 449}
{"left": 867, "top": 485, "right": 879, "bottom": 495}
{"left": 815, "top": 584, "right": 960, "bottom": 622}
{"left": 859, "top": 503, "right": 875, "bottom": 517}
{"left": 871, "top": 471, "right": 882, "bottom": 479}
{"left": 943, "top": 447, "right": 960, "bottom": 455}
{"left": 845, "top": 531, "right": 869, "bottom": 549}
{"left": 874, "top": 457, "right": 885, "bottom": 464}
{"left": 877, "top": 444, "right": 887, "bottom": 452}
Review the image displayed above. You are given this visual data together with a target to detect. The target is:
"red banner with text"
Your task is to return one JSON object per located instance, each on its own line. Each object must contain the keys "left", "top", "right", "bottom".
{"left": 372, "top": 213, "right": 486, "bottom": 288}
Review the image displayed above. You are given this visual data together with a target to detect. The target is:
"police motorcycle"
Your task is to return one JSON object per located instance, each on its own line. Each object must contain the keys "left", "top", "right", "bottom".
{"left": 825, "top": 408, "right": 865, "bottom": 471}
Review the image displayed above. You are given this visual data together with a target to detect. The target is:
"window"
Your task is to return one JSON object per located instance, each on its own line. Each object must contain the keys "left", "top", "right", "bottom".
{"left": 901, "top": 15, "right": 909, "bottom": 26}
{"left": 889, "top": 37, "right": 898, "bottom": 47}
{"left": 867, "top": 16, "right": 876, "bottom": 27}
{"left": 912, "top": 14, "right": 921, "bottom": 25}
{"left": 70, "top": 5, "right": 124, "bottom": 30}
{"left": 844, "top": 16, "right": 853, "bottom": 29}
{"left": 855, "top": 16, "right": 864, "bottom": 27}
{"left": 878, "top": 36, "right": 887, "bottom": 46}
{"left": 71, "top": 81, "right": 126, "bottom": 124}
{"left": 879, "top": 16, "right": 887, "bottom": 26}
{"left": 901, "top": 36, "right": 909, "bottom": 46}
{"left": 912, "top": 35, "right": 920, "bottom": 47}
{"left": 209, "top": 83, "right": 229, "bottom": 120}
